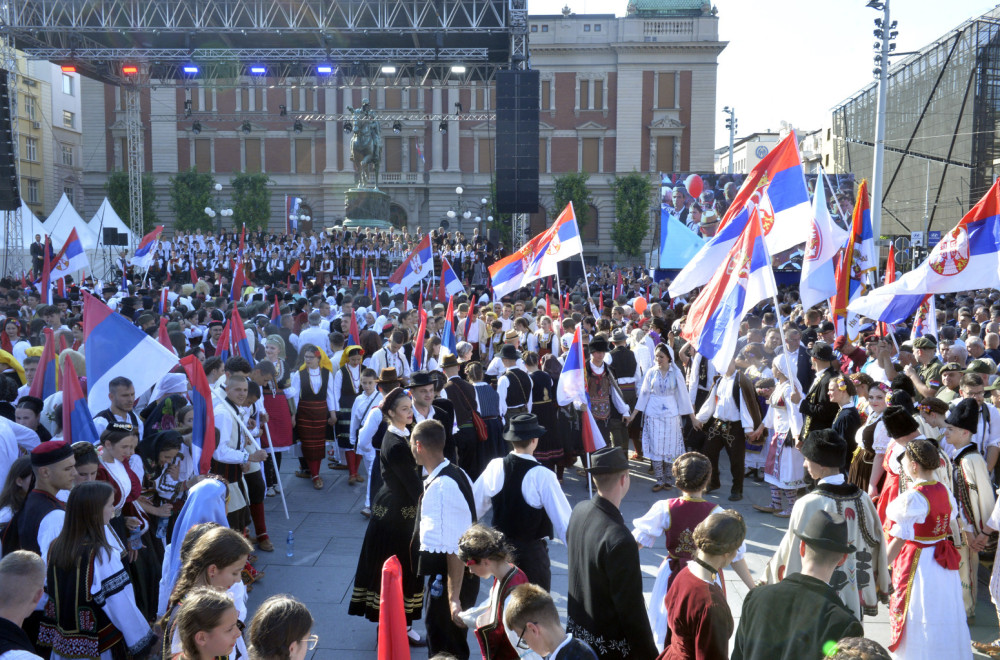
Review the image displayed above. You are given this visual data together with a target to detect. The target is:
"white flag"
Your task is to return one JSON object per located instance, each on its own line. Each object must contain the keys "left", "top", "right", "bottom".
{"left": 799, "top": 174, "right": 849, "bottom": 309}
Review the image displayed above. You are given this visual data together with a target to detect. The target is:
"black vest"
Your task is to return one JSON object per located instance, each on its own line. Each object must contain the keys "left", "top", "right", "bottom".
{"left": 95, "top": 409, "right": 140, "bottom": 434}
{"left": 5, "top": 490, "right": 64, "bottom": 555}
{"left": 609, "top": 346, "right": 637, "bottom": 381}
{"left": 492, "top": 454, "right": 554, "bottom": 543}
{"left": 503, "top": 369, "right": 532, "bottom": 408}
{"left": 0, "top": 616, "right": 35, "bottom": 655}
{"left": 300, "top": 368, "right": 330, "bottom": 401}
{"left": 415, "top": 462, "right": 477, "bottom": 577}
{"left": 337, "top": 365, "right": 361, "bottom": 412}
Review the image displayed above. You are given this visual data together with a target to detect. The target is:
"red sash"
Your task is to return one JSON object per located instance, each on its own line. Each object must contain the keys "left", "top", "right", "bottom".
{"left": 888, "top": 538, "right": 960, "bottom": 651}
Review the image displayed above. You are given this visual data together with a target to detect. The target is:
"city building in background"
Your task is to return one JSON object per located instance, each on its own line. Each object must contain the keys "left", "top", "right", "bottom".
{"left": 712, "top": 131, "right": 779, "bottom": 174}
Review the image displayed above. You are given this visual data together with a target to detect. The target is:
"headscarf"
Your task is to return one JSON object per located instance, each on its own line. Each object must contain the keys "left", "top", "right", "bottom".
{"left": 137, "top": 429, "right": 183, "bottom": 479}
{"left": 157, "top": 478, "right": 229, "bottom": 617}
{"left": 340, "top": 346, "right": 364, "bottom": 368}
{"left": 150, "top": 373, "right": 188, "bottom": 403}
{"left": 265, "top": 334, "right": 286, "bottom": 360}
{"left": 298, "top": 344, "right": 334, "bottom": 373}
{"left": 0, "top": 349, "right": 25, "bottom": 386}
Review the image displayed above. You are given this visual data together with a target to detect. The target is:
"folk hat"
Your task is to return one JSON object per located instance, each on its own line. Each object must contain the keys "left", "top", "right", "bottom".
{"left": 376, "top": 368, "right": 402, "bottom": 386}
{"left": 439, "top": 353, "right": 459, "bottom": 369}
{"left": 810, "top": 342, "right": 835, "bottom": 362}
{"left": 882, "top": 405, "right": 920, "bottom": 439}
{"left": 794, "top": 510, "right": 856, "bottom": 554}
{"left": 585, "top": 446, "right": 629, "bottom": 474}
{"left": 589, "top": 337, "right": 610, "bottom": 353}
{"left": 31, "top": 440, "right": 74, "bottom": 467}
{"left": 611, "top": 330, "right": 628, "bottom": 343}
{"left": 500, "top": 344, "right": 521, "bottom": 361}
{"left": 503, "top": 413, "right": 548, "bottom": 443}
{"left": 946, "top": 398, "right": 980, "bottom": 434}
{"left": 409, "top": 370, "right": 435, "bottom": 388}
{"left": 800, "top": 429, "right": 846, "bottom": 468}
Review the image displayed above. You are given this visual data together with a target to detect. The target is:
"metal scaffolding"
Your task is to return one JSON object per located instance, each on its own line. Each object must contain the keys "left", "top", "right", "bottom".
{"left": 124, "top": 82, "right": 144, "bottom": 250}
{"left": 0, "top": 2, "right": 21, "bottom": 277}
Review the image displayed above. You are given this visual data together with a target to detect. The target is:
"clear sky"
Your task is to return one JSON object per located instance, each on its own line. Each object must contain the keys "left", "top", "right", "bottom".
{"left": 527, "top": 0, "right": 997, "bottom": 150}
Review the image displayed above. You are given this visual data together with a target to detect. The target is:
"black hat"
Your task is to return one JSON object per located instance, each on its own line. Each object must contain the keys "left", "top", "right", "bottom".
{"left": 946, "top": 398, "right": 980, "bottom": 434}
{"left": 503, "top": 413, "right": 547, "bottom": 443}
{"left": 818, "top": 320, "right": 836, "bottom": 334}
{"left": 883, "top": 405, "right": 920, "bottom": 439}
{"left": 31, "top": 440, "right": 74, "bottom": 467}
{"left": 409, "top": 370, "right": 435, "bottom": 388}
{"left": 810, "top": 342, "right": 835, "bottom": 362}
{"left": 794, "top": 510, "right": 856, "bottom": 554}
{"left": 801, "top": 429, "right": 846, "bottom": 468}
{"left": 500, "top": 344, "right": 520, "bottom": 361}
{"left": 586, "top": 446, "right": 629, "bottom": 474}
{"left": 589, "top": 337, "right": 610, "bottom": 353}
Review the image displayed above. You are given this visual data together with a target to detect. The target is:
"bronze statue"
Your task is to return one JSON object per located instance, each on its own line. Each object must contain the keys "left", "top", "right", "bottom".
{"left": 347, "top": 98, "right": 382, "bottom": 188}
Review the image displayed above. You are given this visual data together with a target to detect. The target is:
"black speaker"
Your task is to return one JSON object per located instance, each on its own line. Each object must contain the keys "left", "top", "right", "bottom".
{"left": 495, "top": 69, "right": 539, "bottom": 215}
{"left": 103, "top": 227, "right": 118, "bottom": 245}
{"left": 0, "top": 71, "right": 20, "bottom": 212}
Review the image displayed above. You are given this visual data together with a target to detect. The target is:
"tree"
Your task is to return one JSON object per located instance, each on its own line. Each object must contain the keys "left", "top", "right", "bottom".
{"left": 552, "top": 172, "right": 592, "bottom": 229}
{"left": 230, "top": 172, "right": 272, "bottom": 232}
{"left": 169, "top": 168, "right": 216, "bottom": 232}
{"left": 611, "top": 172, "right": 653, "bottom": 258}
{"left": 105, "top": 170, "right": 159, "bottom": 234}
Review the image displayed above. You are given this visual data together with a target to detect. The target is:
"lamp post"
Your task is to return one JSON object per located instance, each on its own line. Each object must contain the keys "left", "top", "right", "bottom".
{"left": 445, "top": 186, "right": 483, "bottom": 236}
{"left": 288, "top": 212, "right": 311, "bottom": 234}
{"left": 205, "top": 183, "right": 233, "bottom": 234}
{"left": 722, "top": 106, "right": 737, "bottom": 174}
{"left": 868, "top": 0, "right": 897, "bottom": 240}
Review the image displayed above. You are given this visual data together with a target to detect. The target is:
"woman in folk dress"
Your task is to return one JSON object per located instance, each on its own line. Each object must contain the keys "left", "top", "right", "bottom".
{"left": 635, "top": 344, "right": 694, "bottom": 491}
{"left": 755, "top": 356, "right": 806, "bottom": 518}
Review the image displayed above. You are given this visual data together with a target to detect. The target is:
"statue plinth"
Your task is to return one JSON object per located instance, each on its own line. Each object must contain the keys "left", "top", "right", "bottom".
{"left": 343, "top": 187, "right": 393, "bottom": 229}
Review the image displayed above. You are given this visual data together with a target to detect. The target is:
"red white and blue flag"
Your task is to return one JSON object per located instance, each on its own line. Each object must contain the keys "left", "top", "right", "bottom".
{"left": 180, "top": 355, "right": 217, "bottom": 474}
{"left": 28, "top": 327, "right": 58, "bottom": 399}
{"left": 158, "top": 317, "right": 175, "bottom": 354}
{"left": 439, "top": 257, "right": 465, "bottom": 302}
{"left": 389, "top": 234, "right": 434, "bottom": 294}
{"left": 670, "top": 132, "right": 810, "bottom": 298}
{"left": 346, "top": 308, "right": 361, "bottom": 347}
{"left": 271, "top": 295, "right": 281, "bottom": 324}
{"left": 61, "top": 357, "right": 99, "bottom": 445}
{"left": 82, "top": 290, "right": 178, "bottom": 413}
{"left": 159, "top": 288, "right": 169, "bottom": 315}
{"left": 490, "top": 203, "right": 583, "bottom": 298}
{"left": 130, "top": 225, "right": 165, "bottom": 268}
{"left": 38, "top": 237, "right": 53, "bottom": 305}
{"left": 681, "top": 206, "right": 778, "bottom": 373}
{"left": 910, "top": 296, "right": 938, "bottom": 341}
{"left": 50, "top": 228, "right": 90, "bottom": 281}
{"left": 230, "top": 261, "right": 246, "bottom": 302}
{"left": 799, "top": 172, "right": 850, "bottom": 309}
{"left": 412, "top": 296, "right": 428, "bottom": 371}
{"left": 228, "top": 308, "right": 255, "bottom": 367}
{"left": 832, "top": 179, "right": 876, "bottom": 339}
{"left": 555, "top": 325, "right": 606, "bottom": 453}
{"left": 442, "top": 295, "right": 457, "bottom": 355}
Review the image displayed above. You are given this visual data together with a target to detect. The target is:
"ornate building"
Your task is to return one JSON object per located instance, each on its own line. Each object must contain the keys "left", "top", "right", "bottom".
{"left": 78, "top": 0, "right": 724, "bottom": 260}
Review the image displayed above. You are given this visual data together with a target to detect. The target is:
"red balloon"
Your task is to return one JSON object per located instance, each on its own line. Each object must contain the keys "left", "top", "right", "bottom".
{"left": 684, "top": 174, "right": 704, "bottom": 199}
{"left": 634, "top": 297, "right": 648, "bottom": 315}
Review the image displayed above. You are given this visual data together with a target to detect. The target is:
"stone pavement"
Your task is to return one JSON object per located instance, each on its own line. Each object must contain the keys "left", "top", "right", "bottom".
{"left": 247, "top": 455, "right": 1000, "bottom": 659}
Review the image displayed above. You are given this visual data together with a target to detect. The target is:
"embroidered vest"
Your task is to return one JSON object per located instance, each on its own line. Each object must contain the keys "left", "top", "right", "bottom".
{"left": 475, "top": 567, "right": 530, "bottom": 660}
{"left": 664, "top": 498, "right": 717, "bottom": 568}
{"left": 912, "top": 481, "right": 952, "bottom": 542}
{"left": 588, "top": 365, "right": 612, "bottom": 421}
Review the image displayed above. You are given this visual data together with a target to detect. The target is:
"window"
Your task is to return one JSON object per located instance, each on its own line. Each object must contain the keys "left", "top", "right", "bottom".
{"left": 62, "top": 110, "right": 75, "bottom": 128}
{"left": 294, "top": 138, "right": 312, "bottom": 174}
{"left": 194, "top": 139, "right": 211, "bottom": 172}
{"left": 62, "top": 73, "right": 74, "bottom": 96}
{"left": 581, "top": 137, "right": 599, "bottom": 172}
{"left": 541, "top": 24, "right": 548, "bottom": 32}
{"left": 581, "top": 205, "right": 599, "bottom": 242}
{"left": 23, "top": 96, "right": 36, "bottom": 121}
{"left": 594, "top": 80, "right": 604, "bottom": 110}
{"left": 409, "top": 137, "right": 423, "bottom": 171}
{"left": 655, "top": 136, "right": 675, "bottom": 172}
{"left": 24, "top": 137, "right": 38, "bottom": 162}
{"left": 584, "top": 24, "right": 591, "bottom": 31}
{"left": 595, "top": 23, "right": 601, "bottom": 31}
{"left": 657, "top": 73, "right": 676, "bottom": 109}
{"left": 25, "top": 179, "right": 39, "bottom": 204}
{"left": 61, "top": 143, "right": 74, "bottom": 167}
{"left": 383, "top": 137, "right": 402, "bottom": 172}
{"left": 244, "top": 138, "right": 261, "bottom": 172}
{"left": 63, "top": 187, "right": 74, "bottom": 205}
{"left": 579, "top": 79, "right": 590, "bottom": 110}
{"left": 540, "top": 80, "right": 551, "bottom": 110}
{"left": 539, "top": 138, "right": 547, "bottom": 173}
{"left": 531, "top": 24, "right": 538, "bottom": 32}
{"left": 478, "top": 138, "right": 494, "bottom": 173}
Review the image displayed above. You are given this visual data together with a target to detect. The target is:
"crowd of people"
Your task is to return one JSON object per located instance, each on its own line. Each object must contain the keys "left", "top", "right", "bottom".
{"left": 0, "top": 222, "right": 997, "bottom": 659}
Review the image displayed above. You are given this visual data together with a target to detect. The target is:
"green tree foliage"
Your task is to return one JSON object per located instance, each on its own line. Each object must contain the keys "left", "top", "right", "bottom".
{"left": 552, "top": 172, "right": 592, "bottom": 229}
{"left": 230, "top": 172, "right": 273, "bottom": 232}
{"left": 611, "top": 172, "right": 653, "bottom": 258}
{"left": 104, "top": 170, "right": 159, "bottom": 234}
{"left": 169, "top": 168, "right": 216, "bottom": 232}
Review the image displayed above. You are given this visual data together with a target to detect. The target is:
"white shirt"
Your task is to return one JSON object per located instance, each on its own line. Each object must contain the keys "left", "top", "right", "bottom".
{"left": 289, "top": 368, "right": 337, "bottom": 410}
{"left": 473, "top": 453, "right": 572, "bottom": 543}
{"left": 496, "top": 367, "right": 533, "bottom": 419}
{"left": 0, "top": 418, "right": 38, "bottom": 488}
{"left": 298, "top": 325, "right": 331, "bottom": 354}
{"left": 332, "top": 364, "right": 362, "bottom": 410}
{"left": 696, "top": 372, "right": 756, "bottom": 433}
{"left": 92, "top": 410, "right": 144, "bottom": 439}
{"left": 358, "top": 406, "right": 384, "bottom": 454}
{"left": 419, "top": 459, "right": 474, "bottom": 555}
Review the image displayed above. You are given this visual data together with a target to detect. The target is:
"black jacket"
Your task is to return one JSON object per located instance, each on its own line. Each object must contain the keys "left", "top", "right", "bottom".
{"left": 565, "top": 496, "right": 657, "bottom": 660}
{"left": 732, "top": 573, "right": 864, "bottom": 660}
{"left": 799, "top": 365, "right": 842, "bottom": 438}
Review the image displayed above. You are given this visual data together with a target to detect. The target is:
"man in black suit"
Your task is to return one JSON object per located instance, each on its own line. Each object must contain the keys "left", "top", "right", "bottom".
{"left": 565, "top": 447, "right": 657, "bottom": 660}
{"left": 732, "top": 510, "right": 864, "bottom": 660}
{"left": 29, "top": 234, "right": 45, "bottom": 279}
{"left": 441, "top": 353, "right": 481, "bottom": 479}
{"left": 777, "top": 324, "right": 814, "bottom": 393}
{"left": 799, "top": 342, "right": 842, "bottom": 440}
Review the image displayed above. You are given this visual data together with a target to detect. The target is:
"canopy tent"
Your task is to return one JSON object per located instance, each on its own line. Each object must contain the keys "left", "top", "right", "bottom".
{"left": 88, "top": 198, "right": 134, "bottom": 248}
{"left": 0, "top": 201, "right": 49, "bottom": 249}
{"left": 44, "top": 193, "right": 99, "bottom": 251}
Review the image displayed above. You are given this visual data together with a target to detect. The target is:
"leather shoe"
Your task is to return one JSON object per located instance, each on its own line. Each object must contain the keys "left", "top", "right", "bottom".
{"left": 407, "top": 630, "right": 427, "bottom": 648}
{"left": 753, "top": 504, "right": 778, "bottom": 514}
{"left": 294, "top": 470, "right": 311, "bottom": 479}
{"left": 728, "top": 492, "right": 743, "bottom": 502}
{"left": 258, "top": 537, "right": 275, "bottom": 552}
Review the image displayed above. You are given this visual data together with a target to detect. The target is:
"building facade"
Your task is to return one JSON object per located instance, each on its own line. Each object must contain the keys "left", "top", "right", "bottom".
{"left": 78, "top": 0, "right": 725, "bottom": 259}
{"left": 713, "top": 131, "right": 779, "bottom": 174}
{"left": 829, "top": 7, "right": 1000, "bottom": 235}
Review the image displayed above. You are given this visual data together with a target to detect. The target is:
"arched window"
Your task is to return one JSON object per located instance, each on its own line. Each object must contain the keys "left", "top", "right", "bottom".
{"left": 581, "top": 204, "right": 599, "bottom": 243}
{"left": 389, "top": 203, "right": 408, "bottom": 230}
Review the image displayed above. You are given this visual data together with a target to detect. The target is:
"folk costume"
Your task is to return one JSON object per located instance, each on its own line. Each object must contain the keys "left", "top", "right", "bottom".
{"left": 584, "top": 339, "right": 630, "bottom": 447}
{"left": 211, "top": 395, "right": 259, "bottom": 531}
{"left": 290, "top": 349, "right": 337, "bottom": 481}
{"left": 634, "top": 358, "right": 692, "bottom": 487}
{"left": 761, "top": 380, "right": 807, "bottom": 514}
{"left": 695, "top": 369, "right": 762, "bottom": 498}
{"left": 527, "top": 368, "right": 561, "bottom": 469}
{"left": 798, "top": 345, "right": 842, "bottom": 439}
{"left": 475, "top": 566, "right": 530, "bottom": 660}
{"left": 660, "top": 565, "right": 732, "bottom": 660}
{"left": 333, "top": 347, "right": 365, "bottom": 481}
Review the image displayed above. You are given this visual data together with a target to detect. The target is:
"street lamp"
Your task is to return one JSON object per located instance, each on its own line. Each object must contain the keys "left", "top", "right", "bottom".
{"left": 868, "top": 0, "right": 897, "bottom": 242}
{"left": 446, "top": 186, "right": 485, "bottom": 234}
{"left": 722, "top": 106, "right": 737, "bottom": 174}
{"left": 288, "top": 213, "right": 311, "bottom": 233}
{"left": 206, "top": 183, "right": 233, "bottom": 234}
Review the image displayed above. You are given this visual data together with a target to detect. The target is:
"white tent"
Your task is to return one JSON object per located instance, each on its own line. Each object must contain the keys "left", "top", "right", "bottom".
{"left": 0, "top": 201, "right": 49, "bottom": 248}
{"left": 44, "top": 193, "right": 99, "bottom": 250}
{"left": 88, "top": 198, "right": 134, "bottom": 248}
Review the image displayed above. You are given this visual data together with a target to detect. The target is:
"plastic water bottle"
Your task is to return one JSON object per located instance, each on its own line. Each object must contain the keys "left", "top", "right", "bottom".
{"left": 430, "top": 574, "right": 444, "bottom": 598}
{"left": 286, "top": 530, "right": 294, "bottom": 557}
{"left": 155, "top": 517, "right": 169, "bottom": 540}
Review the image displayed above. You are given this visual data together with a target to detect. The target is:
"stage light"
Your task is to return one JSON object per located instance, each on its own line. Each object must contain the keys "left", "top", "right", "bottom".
{"left": 60, "top": 65, "right": 76, "bottom": 73}
{"left": 438, "top": 121, "right": 448, "bottom": 134}
{"left": 293, "top": 120, "right": 303, "bottom": 134}
{"left": 392, "top": 121, "right": 402, "bottom": 134}
{"left": 381, "top": 65, "right": 397, "bottom": 74}
{"left": 122, "top": 65, "right": 139, "bottom": 75}
{"left": 450, "top": 64, "right": 466, "bottom": 74}
{"left": 454, "top": 101, "right": 463, "bottom": 114}
{"left": 249, "top": 65, "right": 266, "bottom": 75}
{"left": 184, "top": 99, "right": 192, "bottom": 118}
{"left": 316, "top": 65, "right": 334, "bottom": 75}
{"left": 279, "top": 105, "right": 287, "bottom": 116}
{"left": 192, "top": 121, "right": 202, "bottom": 134}
{"left": 343, "top": 121, "right": 353, "bottom": 133}
{"left": 182, "top": 65, "right": 199, "bottom": 75}
{"left": 241, "top": 120, "right": 252, "bottom": 134}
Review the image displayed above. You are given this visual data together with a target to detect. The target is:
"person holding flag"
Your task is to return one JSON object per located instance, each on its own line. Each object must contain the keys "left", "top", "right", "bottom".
{"left": 584, "top": 336, "right": 633, "bottom": 453}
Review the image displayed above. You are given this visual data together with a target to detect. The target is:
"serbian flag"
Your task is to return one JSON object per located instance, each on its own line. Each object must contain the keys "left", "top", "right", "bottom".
{"left": 271, "top": 295, "right": 281, "bottom": 324}
{"left": 231, "top": 261, "right": 246, "bottom": 302}
{"left": 879, "top": 244, "right": 897, "bottom": 338}
{"left": 56, "top": 279, "right": 66, "bottom": 299}
{"left": 800, "top": 172, "right": 850, "bottom": 309}
{"left": 180, "top": 355, "right": 217, "bottom": 474}
{"left": 412, "top": 305, "right": 428, "bottom": 371}
{"left": 367, "top": 270, "right": 381, "bottom": 314}
{"left": 130, "top": 225, "right": 165, "bottom": 268}
{"left": 832, "top": 180, "right": 876, "bottom": 339}
{"left": 442, "top": 295, "right": 457, "bottom": 355}
{"left": 681, "top": 204, "right": 778, "bottom": 372}
{"left": 39, "top": 236, "right": 53, "bottom": 305}
{"left": 521, "top": 202, "right": 584, "bottom": 285}
{"left": 670, "top": 132, "right": 810, "bottom": 297}
{"left": 555, "top": 325, "right": 606, "bottom": 452}
{"left": 389, "top": 234, "right": 434, "bottom": 294}
{"left": 82, "top": 291, "right": 178, "bottom": 413}
{"left": 346, "top": 308, "right": 361, "bottom": 347}
{"left": 158, "top": 316, "right": 175, "bottom": 354}
{"left": 463, "top": 304, "right": 474, "bottom": 341}
{"left": 228, "top": 308, "right": 255, "bottom": 367}
{"left": 216, "top": 318, "right": 233, "bottom": 363}
{"left": 439, "top": 257, "right": 465, "bottom": 302}
{"left": 910, "top": 295, "right": 938, "bottom": 341}
{"left": 61, "top": 357, "right": 99, "bottom": 445}
{"left": 28, "top": 328, "right": 58, "bottom": 399}
{"left": 159, "top": 288, "right": 169, "bottom": 315}
{"left": 50, "top": 228, "right": 90, "bottom": 281}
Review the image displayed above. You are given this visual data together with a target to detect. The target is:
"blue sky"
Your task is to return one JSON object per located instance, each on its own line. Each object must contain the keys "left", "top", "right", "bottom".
{"left": 528, "top": 0, "right": 997, "bottom": 149}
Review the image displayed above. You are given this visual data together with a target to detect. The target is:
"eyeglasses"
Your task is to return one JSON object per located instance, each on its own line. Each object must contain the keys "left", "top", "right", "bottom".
{"left": 515, "top": 623, "right": 537, "bottom": 650}
{"left": 302, "top": 634, "right": 319, "bottom": 650}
